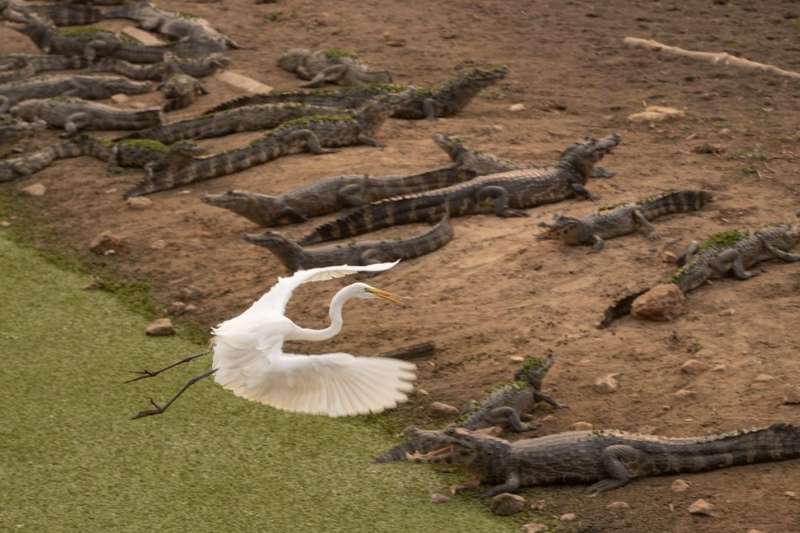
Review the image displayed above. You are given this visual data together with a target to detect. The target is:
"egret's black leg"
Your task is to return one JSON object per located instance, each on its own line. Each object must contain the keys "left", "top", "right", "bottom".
{"left": 124, "top": 350, "right": 210, "bottom": 384}
{"left": 131, "top": 368, "right": 218, "bottom": 420}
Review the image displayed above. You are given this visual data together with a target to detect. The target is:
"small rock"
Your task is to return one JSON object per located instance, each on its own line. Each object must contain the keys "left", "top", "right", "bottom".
{"left": 628, "top": 105, "right": 686, "bottom": 123}
{"left": 476, "top": 425, "right": 504, "bottom": 437}
{"left": 0, "top": 220, "right": 11, "bottom": 227}
{"left": 430, "top": 401, "right": 459, "bottom": 416}
{"left": 754, "top": 373, "right": 775, "bottom": 383}
{"left": 20, "top": 183, "right": 46, "bottom": 196}
{"left": 593, "top": 373, "right": 619, "bottom": 393}
{"left": 145, "top": 318, "right": 175, "bottom": 336}
{"left": 183, "top": 303, "right": 198, "bottom": 313}
{"left": 168, "top": 301, "right": 187, "bottom": 314}
{"left": 559, "top": 513, "right": 577, "bottom": 522}
{"left": 111, "top": 94, "right": 129, "bottom": 104}
{"left": 89, "top": 231, "right": 124, "bottom": 254}
{"left": 126, "top": 197, "right": 153, "bottom": 209}
{"left": 179, "top": 286, "right": 202, "bottom": 300}
{"left": 692, "top": 143, "right": 726, "bottom": 154}
{"left": 785, "top": 491, "right": 797, "bottom": 499}
{"left": 539, "top": 415, "right": 556, "bottom": 423}
{"left": 782, "top": 386, "right": 800, "bottom": 405}
{"left": 671, "top": 479, "right": 690, "bottom": 492}
{"left": 688, "top": 499, "right": 714, "bottom": 516}
{"left": 509, "top": 355, "right": 525, "bottom": 363}
{"left": 522, "top": 524, "right": 548, "bottom": 533}
{"left": 719, "top": 308, "right": 735, "bottom": 316}
{"left": 385, "top": 39, "right": 406, "bottom": 47}
{"left": 681, "top": 359, "right": 708, "bottom": 375}
{"left": 571, "top": 421, "right": 593, "bottom": 430}
{"left": 416, "top": 388, "right": 429, "bottom": 396}
{"left": 129, "top": 101, "right": 149, "bottom": 109}
{"left": 81, "top": 278, "right": 104, "bottom": 290}
{"left": 490, "top": 493, "right": 527, "bottom": 516}
{"left": 712, "top": 364, "right": 727, "bottom": 372}
{"left": 430, "top": 493, "right": 450, "bottom": 504}
{"left": 607, "top": 501, "right": 629, "bottom": 509}
{"left": 509, "top": 103, "right": 526, "bottom": 112}
{"left": 673, "top": 388, "right": 696, "bottom": 399}
{"left": 747, "top": 530, "right": 766, "bottom": 533}
{"left": 530, "top": 499, "right": 546, "bottom": 511}
{"left": 150, "top": 239, "right": 167, "bottom": 250}
{"left": 632, "top": 283, "right": 685, "bottom": 321}
{"left": 662, "top": 251, "right": 677, "bottom": 263}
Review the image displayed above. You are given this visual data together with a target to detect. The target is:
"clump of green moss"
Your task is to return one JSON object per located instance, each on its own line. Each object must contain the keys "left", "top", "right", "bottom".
{"left": 697, "top": 229, "right": 746, "bottom": 252}
{"left": 597, "top": 202, "right": 625, "bottom": 212}
{"left": 119, "top": 138, "right": 169, "bottom": 153}
{"left": 669, "top": 266, "right": 688, "bottom": 285}
{"left": 324, "top": 48, "right": 356, "bottom": 60}
{"left": 520, "top": 356, "right": 544, "bottom": 373}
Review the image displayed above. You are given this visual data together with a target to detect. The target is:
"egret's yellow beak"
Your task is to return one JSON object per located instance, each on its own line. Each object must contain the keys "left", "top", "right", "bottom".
{"left": 366, "top": 286, "right": 402, "bottom": 305}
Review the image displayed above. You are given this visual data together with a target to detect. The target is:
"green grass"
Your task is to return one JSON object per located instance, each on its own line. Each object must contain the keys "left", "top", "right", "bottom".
{"left": 0, "top": 234, "right": 520, "bottom": 533}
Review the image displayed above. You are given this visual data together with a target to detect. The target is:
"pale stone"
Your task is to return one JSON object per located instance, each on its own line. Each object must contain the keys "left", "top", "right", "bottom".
{"left": 150, "top": 239, "right": 167, "bottom": 250}
{"left": 688, "top": 499, "right": 714, "bottom": 516}
{"left": 430, "top": 401, "right": 459, "bottom": 416}
{"left": 168, "top": 301, "right": 187, "bottom": 314}
{"left": 571, "top": 422, "right": 593, "bottom": 430}
{"left": 20, "top": 183, "right": 46, "bottom": 196}
{"left": 607, "top": 501, "right": 629, "bottom": 509}
{"left": 754, "top": 374, "right": 775, "bottom": 383}
{"left": 430, "top": 493, "right": 450, "bottom": 504}
{"left": 126, "top": 197, "right": 153, "bottom": 209}
{"left": 713, "top": 364, "right": 727, "bottom": 372}
{"left": 89, "top": 231, "right": 124, "bottom": 254}
{"left": 111, "top": 94, "right": 129, "bottom": 104}
{"left": 522, "top": 524, "right": 548, "bottom": 533}
{"left": 509, "top": 356, "right": 525, "bottom": 363}
{"left": 632, "top": 283, "right": 685, "bottom": 321}
{"left": 559, "top": 513, "right": 577, "bottom": 522}
{"left": 530, "top": 499, "right": 546, "bottom": 510}
{"left": 785, "top": 491, "right": 797, "bottom": 499}
{"left": 662, "top": 251, "right": 677, "bottom": 263}
{"left": 671, "top": 479, "right": 690, "bottom": 492}
{"left": 509, "top": 103, "right": 526, "bottom": 112}
{"left": 628, "top": 106, "right": 686, "bottom": 123}
{"left": 681, "top": 359, "right": 708, "bottom": 375}
{"left": 593, "top": 373, "right": 619, "bottom": 393}
{"left": 0, "top": 220, "right": 11, "bottom": 227}
{"left": 122, "top": 26, "right": 165, "bottom": 46}
{"left": 215, "top": 70, "right": 273, "bottom": 94}
{"left": 673, "top": 388, "right": 696, "bottom": 399}
{"left": 719, "top": 308, "right": 735, "bottom": 316}
{"left": 145, "top": 318, "right": 175, "bottom": 336}
{"left": 746, "top": 529, "right": 766, "bottom": 533}
{"left": 490, "top": 493, "right": 527, "bottom": 516}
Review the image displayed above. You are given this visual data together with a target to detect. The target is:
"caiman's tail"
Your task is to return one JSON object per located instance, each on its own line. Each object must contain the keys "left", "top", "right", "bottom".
{"left": 202, "top": 93, "right": 274, "bottom": 115}
{"left": 640, "top": 190, "right": 713, "bottom": 219}
{"left": 598, "top": 288, "right": 650, "bottom": 328}
{"left": 123, "top": 166, "right": 174, "bottom": 198}
{"left": 641, "top": 423, "right": 800, "bottom": 474}
{"left": 299, "top": 195, "right": 447, "bottom": 245}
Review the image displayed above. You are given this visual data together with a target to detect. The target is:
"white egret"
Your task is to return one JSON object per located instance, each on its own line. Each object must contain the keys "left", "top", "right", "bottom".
{"left": 129, "top": 261, "right": 417, "bottom": 418}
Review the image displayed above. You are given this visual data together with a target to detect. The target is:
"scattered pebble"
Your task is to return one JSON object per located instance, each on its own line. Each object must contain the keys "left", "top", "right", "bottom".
{"left": 509, "top": 355, "right": 525, "bottom": 363}
{"left": 754, "top": 374, "right": 775, "bottom": 383}
{"left": 145, "top": 318, "right": 175, "bottom": 337}
{"left": 150, "top": 239, "right": 167, "bottom": 250}
{"left": 430, "top": 493, "right": 450, "bottom": 504}
{"left": 89, "top": 231, "right": 124, "bottom": 255}
{"left": 628, "top": 105, "right": 686, "bottom": 123}
{"left": 691, "top": 143, "right": 726, "bottom": 154}
{"left": 746, "top": 529, "right": 766, "bottom": 533}
{"left": 671, "top": 479, "right": 690, "bottom": 492}
{"left": 571, "top": 421, "right": 593, "bottom": 430}
{"left": 111, "top": 94, "right": 130, "bottom": 104}
{"left": 681, "top": 359, "right": 708, "bottom": 375}
{"left": 785, "top": 491, "right": 797, "bottom": 499}
{"left": 169, "top": 301, "right": 187, "bottom": 315}
{"left": 183, "top": 303, "right": 198, "bottom": 313}
{"left": 126, "top": 197, "right": 153, "bottom": 209}
{"left": 522, "top": 524, "right": 548, "bottom": 533}
{"left": 509, "top": 103, "right": 526, "bottom": 112}
{"left": 0, "top": 220, "right": 11, "bottom": 227}
{"left": 20, "top": 183, "right": 46, "bottom": 197}
{"left": 593, "top": 373, "right": 619, "bottom": 393}
{"left": 559, "top": 513, "right": 577, "bottom": 522}
{"left": 719, "top": 308, "right": 735, "bottom": 317}
{"left": 430, "top": 401, "right": 459, "bottom": 416}
{"left": 662, "top": 251, "right": 677, "bottom": 263}
{"left": 530, "top": 499, "right": 546, "bottom": 511}
{"left": 712, "top": 364, "right": 727, "bottom": 372}
{"left": 490, "top": 493, "right": 527, "bottom": 516}
{"left": 179, "top": 286, "right": 202, "bottom": 300}
{"left": 631, "top": 283, "right": 685, "bottom": 321}
{"left": 688, "top": 499, "right": 715, "bottom": 516}
{"left": 673, "top": 388, "right": 696, "bottom": 399}
{"left": 783, "top": 386, "right": 800, "bottom": 405}
{"left": 607, "top": 501, "right": 629, "bottom": 509}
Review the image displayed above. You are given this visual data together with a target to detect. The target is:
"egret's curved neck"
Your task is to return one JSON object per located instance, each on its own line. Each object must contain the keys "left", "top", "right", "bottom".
{"left": 291, "top": 285, "right": 353, "bottom": 342}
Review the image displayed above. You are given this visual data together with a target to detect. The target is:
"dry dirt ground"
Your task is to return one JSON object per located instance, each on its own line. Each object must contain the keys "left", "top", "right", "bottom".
{"left": 3, "top": 0, "right": 800, "bottom": 531}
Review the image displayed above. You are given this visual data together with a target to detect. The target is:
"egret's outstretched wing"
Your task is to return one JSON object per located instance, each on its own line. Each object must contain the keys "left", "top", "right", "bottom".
{"left": 213, "top": 262, "right": 400, "bottom": 339}
{"left": 214, "top": 348, "right": 417, "bottom": 417}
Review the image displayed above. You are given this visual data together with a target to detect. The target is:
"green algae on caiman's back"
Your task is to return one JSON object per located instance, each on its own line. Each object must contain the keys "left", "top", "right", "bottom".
{"left": 117, "top": 138, "right": 169, "bottom": 153}
{"left": 698, "top": 229, "right": 747, "bottom": 252}
{"left": 324, "top": 48, "right": 356, "bottom": 60}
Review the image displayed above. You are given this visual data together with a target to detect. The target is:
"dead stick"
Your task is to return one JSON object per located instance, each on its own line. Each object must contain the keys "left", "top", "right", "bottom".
{"left": 623, "top": 37, "right": 800, "bottom": 81}
{"left": 378, "top": 341, "right": 436, "bottom": 360}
